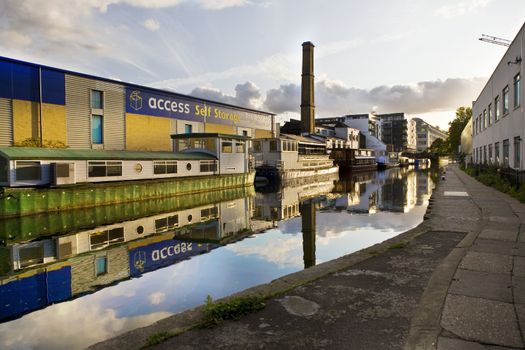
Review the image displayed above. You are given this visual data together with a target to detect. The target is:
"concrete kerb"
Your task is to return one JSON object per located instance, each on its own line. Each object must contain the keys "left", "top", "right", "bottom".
{"left": 90, "top": 210, "right": 435, "bottom": 350}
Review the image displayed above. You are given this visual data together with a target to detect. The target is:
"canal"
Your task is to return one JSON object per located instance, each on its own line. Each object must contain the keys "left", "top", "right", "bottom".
{"left": 0, "top": 167, "right": 436, "bottom": 349}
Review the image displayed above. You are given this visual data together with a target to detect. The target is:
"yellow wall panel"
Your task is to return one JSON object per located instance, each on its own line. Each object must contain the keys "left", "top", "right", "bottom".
{"left": 12, "top": 100, "right": 39, "bottom": 143}
{"left": 255, "top": 128, "right": 273, "bottom": 138}
{"left": 42, "top": 104, "right": 67, "bottom": 144}
{"left": 126, "top": 113, "right": 172, "bottom": 151}
{"left": 204, "top": 123, "right": 235, "bottom": 134}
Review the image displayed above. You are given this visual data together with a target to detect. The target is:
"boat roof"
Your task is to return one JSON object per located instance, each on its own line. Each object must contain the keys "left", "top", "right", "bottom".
{"left": 170, "top": 133, "right": 251, "bottom": 140}
{"left": 0, "top": 147, "right": 216, "bottom": 161}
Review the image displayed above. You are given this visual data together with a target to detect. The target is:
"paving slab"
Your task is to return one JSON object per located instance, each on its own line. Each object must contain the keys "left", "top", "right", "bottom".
{"left": 478, "top": 229, "right": 518, "bottom": 242}
{"left": 441, "top": 295, "right": 523, "bottom": 348}
{"left": 470, "top": 239, "right": 515, "bottom": 256}
{"left": 516, "top": 305, "right": 525, "bottom": 342}
{"left": 449, "top": 269, "right": 512, "bottom": 303}
{"left": 514, "top": 256, "right": 525, "bottom": 277}
{"left": 517, "top": 243, "right": 525, "bottom": 257}
{"left": 513, "top": 276, "right": 525, "bottom": 305}
{"left": 437, "top": 336, "right": 520, "bottom": 350}
{"left": 459, "top": 252, "right": 512, "bottom": 274}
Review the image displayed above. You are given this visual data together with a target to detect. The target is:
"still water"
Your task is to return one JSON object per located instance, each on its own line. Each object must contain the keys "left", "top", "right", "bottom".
{"left": 0, "top": 167, "right": 435, "bottom": 349}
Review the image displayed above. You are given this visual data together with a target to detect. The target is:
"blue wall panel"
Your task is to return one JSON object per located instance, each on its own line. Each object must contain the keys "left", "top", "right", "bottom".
{"left": 0, "top": 59, "right": 65, "bottom": 105}
{"left": 0, "top": 266, "right": 72, "bottom": 321}
{"left": 0, "top": 60, "right": 13, "bottom": 99}
{"left": 42, "top": 69, "right": 65, "bottom": 105}
{"left": 12, "top": 64, "right": 39, "bottom": 102}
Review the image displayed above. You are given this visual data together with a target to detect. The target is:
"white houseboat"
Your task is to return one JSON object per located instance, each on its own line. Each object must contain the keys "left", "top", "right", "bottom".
{"left": 252, "top": 134, "right": 339, "bottom": 181}
{"left": 0, "top": 133, "right": 251, "bottom": 187}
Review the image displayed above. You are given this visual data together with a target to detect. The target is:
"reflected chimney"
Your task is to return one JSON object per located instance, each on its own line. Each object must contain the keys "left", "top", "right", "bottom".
{"left": 300, "top": 200, "right": 316, "bottom": 268}
{"left": 301, "top": 41, "right": 315, "bottom": 134}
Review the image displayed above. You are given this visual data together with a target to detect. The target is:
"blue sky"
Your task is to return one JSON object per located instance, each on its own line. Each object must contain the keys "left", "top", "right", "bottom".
{"left": 1, "top": 0, "right": 524, "bottom": 129}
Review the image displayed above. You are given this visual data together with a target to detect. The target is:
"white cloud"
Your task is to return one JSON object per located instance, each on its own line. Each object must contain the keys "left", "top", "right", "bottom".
{"left": 190, "top": 81, "right": 262, "bottom": 109}
{"left": 197, "top": 0, "right": 252, "bottom": 10}
{"left": 143, "top": 18, "right": 160, "bottom": 31}
{"left": 148, "top": 292, "right": 167, "bottom": 305}
{"left": 264, "top": 77, "right": 486, "bottom": 117}
{"left": 436, "top": 0, "right": 491, "bottom": 18}
{"left": 0, "top": 302, "right": 172, "bottom": 350}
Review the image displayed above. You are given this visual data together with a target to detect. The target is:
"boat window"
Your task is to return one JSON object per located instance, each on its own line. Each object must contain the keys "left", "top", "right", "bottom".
{"left": 269, "top": 140, "right": 277, "bottom": 152}
{"left": 0, "top": 157, "right": 8, "bottom": 183}
{"left": 222, "top": 139, "right": 233, "bottom": 153}
{"left": 200, "top": 160, "right": 217, "bottom": 172}
{"left": 236, "top": 141, "right": 245, "bottom": 153}
{"left": 154, "top": 161, "right": 178, "bottom": 174}
{"left": 15, "top": 161, "right": 41, "bottom": 181}
{"left": 88, "top": 161, "right": 122, "bottom": 177}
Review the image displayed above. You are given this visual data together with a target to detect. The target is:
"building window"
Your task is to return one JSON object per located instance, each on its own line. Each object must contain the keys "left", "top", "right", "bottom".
{"left": 236, "top": 140, "right": 245, "bottom": 153}
{"left": 92, "top": 115, "right": 103, "bottom": 144}
{"left": 155, "top": 215, "right": 179, "bottom": 232}
{"left": 503, "top": 86, "right": 510, "bottom": 115}
{"left": 90, "top": 227, "right": 125, "bottom": 249}
{"left": 88, "top": 161, "right": 122, "bottom": 177}
{"left": 495, "top": 142, "right": 500, "bottom": 165}
{"left": 200, "top": 160, "right": 217, "bottom": 172}
{"left": 221, "top": 139, "right": 232, "bottom": 153}
{"left": 253, "top": 140, "right": 262, "bottom": 152}
{"left": 483, "top": 145, "right": 487, "bottom": 164}
{"left": 242, "top": 130, "right": 248, "bottom": 137}
{"left": 495, "top": 96, "right": 501, "bottom": 121}
{"left": 503, "top": 139, "right": 509, "bottom": 167}
{"left": 91, "top": 90, "right": 103, "bottom": 109}
{"left": 488, "top": 103, "right": 492, "bottom": 125}
{"left": 488, "top": 144, "right": 493, "bottom": 164}
{"left": 483, "top": 110, "right": 487, "bottom": 129}
{"left": 515, "top": 73, "right": 521, "bottom": 108}
{"left": 154, "top": 161, "right": 177, "bottom": 174}
{"left": 514, "top": 136, "right": 521, "bottom": 168}
{"left": 269, "top": 140, "right": 277, "bottom": 152}
{"left": 184, "top": 124, "right": 193, "bottom": 134}
{"left": 95, "top": 256, "right": 107, "bottom": 276}
{"left": 15, "top": 161, "right": 41, "bottom": 181}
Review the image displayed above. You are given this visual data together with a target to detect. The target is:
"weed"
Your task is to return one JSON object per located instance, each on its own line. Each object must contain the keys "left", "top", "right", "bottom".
{"left": 144, "top": 331, "right": 175, "bottom": 347}
{"left": 202, "top": 295, "right": 265, "bottom": 326}
{"left": 387, "top": 241, "right": 408, "bottom": 250}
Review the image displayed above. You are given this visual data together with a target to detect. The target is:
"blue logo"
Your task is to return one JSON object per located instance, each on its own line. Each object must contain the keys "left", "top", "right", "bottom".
{"left": 133, "top": 251, "right": 146, "bottom": 272}
{"left": 130, "top": 90, "right": 143, "bottom": 111}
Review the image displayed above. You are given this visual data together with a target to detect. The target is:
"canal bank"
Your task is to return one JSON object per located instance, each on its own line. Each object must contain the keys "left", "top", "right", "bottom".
{"left": 90, "top": 164, "right": 525, "bottom": 350}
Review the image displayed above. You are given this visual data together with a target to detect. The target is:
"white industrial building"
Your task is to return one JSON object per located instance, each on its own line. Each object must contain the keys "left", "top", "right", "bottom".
{"left": 472, "top": 23, "right": 524, "bottom": 169}
{"left": 411, "top": 118, "right": 448, "bottom": 152}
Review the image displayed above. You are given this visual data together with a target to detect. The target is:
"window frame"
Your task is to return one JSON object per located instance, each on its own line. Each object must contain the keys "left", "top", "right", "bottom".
{"left": 503, "top": 85, "right": 510, "bottom": 115}
{"left": 91, "top": 114, "right": 104, "bottom": 145}
{"left": 88, "top": 161, "right": 123, "bottom": 177}
{"left": 514, "top": 73, "right": 521, "bottom": 108}
{"left": 153, "top": 160, "right": 178, "bottom": 175}
{"left": 91, "top": 89, "right": 104, "bottom": 109}
{"left": 15, "top": 161, "right": 42, "bottom": 181}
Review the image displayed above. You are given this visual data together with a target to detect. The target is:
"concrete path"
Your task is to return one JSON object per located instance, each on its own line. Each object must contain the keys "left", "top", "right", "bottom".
{"left": 91, "top": 164, "right": 525, "bottom": 350}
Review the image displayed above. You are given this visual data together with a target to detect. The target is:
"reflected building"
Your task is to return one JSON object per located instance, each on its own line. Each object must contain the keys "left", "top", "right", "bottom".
{"left": 0, "top": 193, "right": 254, "bottom": 322}
{"left": 253, "top": 175, "right": 337, "bottom": 222}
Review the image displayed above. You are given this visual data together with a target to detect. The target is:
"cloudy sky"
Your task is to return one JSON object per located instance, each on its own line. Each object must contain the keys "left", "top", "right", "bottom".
{"left": 1, "top": 0, "right": 524, "bottom": 130}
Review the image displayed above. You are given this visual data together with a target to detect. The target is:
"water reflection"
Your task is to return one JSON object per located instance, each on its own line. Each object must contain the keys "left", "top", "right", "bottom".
{"left": 0, "top": 167, "right": 435, "bottom": 349}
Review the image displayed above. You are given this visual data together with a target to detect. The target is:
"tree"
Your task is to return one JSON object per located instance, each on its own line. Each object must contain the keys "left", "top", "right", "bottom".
{"left": 429, "top": 138, "right": 449, "bottom": 155}
{"left": 448, "top": 106, "right": 472, "bottom": 155}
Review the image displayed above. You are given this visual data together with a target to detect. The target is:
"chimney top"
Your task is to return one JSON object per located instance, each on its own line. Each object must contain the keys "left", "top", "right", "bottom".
{"left": 302, "top": 41, "right": 315, "bottom": 47}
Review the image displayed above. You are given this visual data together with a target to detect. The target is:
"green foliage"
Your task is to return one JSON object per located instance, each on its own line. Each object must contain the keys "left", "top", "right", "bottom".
{"left": 448, "top": 106, "right": 472, "bottom": 155}
{"left": 13, "top": 138, "right": 68, "bottom": 148}
{"left": 145, "top": 332, "right": 175, "bottom": 347}
{"left": 428, "top": 138, "right": 449, "bottom": 156}
{"left": 203, "top": 295, "right": 265, "bottom": 326}
{"left": 387, "top": 241, "right": 408, "bottom": 250}
{"left": 463, "top": 166, "right": 525, "bottom": 203}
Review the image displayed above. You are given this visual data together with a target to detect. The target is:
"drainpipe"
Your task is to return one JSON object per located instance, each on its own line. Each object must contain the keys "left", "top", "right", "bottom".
{"left": 38, "top": 67, "right": 43, "bottom": 147}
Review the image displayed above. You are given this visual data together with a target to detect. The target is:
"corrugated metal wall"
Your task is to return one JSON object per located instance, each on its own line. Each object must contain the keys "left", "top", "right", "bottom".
{"left": 65, "top": 75, "right": 125, "bottom": 150}
{"left": 0, "top": 98, "right": 13, "bottom": 147}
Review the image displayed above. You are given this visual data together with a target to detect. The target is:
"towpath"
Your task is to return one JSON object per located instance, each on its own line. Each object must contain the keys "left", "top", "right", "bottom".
{"left": 91, "top": 164, "right": 525, "bottom": 349}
